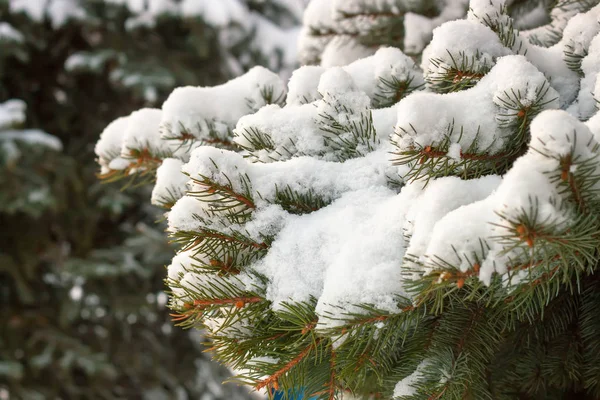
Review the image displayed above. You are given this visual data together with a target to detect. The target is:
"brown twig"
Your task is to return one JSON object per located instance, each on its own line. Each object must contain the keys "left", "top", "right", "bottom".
{"left": 255, "top": 339, "right": 321, "bottom": 391}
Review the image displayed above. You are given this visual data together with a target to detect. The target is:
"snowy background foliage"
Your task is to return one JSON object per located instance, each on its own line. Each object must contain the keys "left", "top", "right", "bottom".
{"left": 1, "top": 0, "right": 306, "bottom": 399}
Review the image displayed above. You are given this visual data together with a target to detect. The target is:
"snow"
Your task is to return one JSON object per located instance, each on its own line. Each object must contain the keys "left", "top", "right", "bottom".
{"left": 168, "top": 139, "right": 401, "bottom": 314}
{"left": 0, "top": 99, "right": 26, "bottom": 129}
{"left": 160, "top": 66, "right": 286, "bottom": 141}
{"left": 403, "top": 175, "right": 501, "bottom": 274}
{"left": 65, "top": 52, "right": 116, "bottom": 72}
{"left": 108, "top": 157, "right": 130, "bottom": 171}
{"left": 0, "top": 99, "right": 62, "bottom": 156}
{"left": 151, "top": 158, "right": 189, "bottom": 206}
{"left": 344, "top": 47, "right": 424, "bottom": 103}
{"left": 178, "top": 143, "right": 396, "bottom": 212}
{"left": 149, "top": 48, "right": 586, "bottom": 331}
{"left": 121, "top": 108, "right": 173, "bottom": 158}
{"left": 299, "top": 0, "right": 470, "bottom": 65}
{"left": 393, "top": 361, "right": 428, "bottom": 397}
{"left": 106, "top": 0, "right": 305, "bottom": 78}
{"left": 468, "top": 0, "right": 582, "bottom": 107}
{"left": 421, "top": 20, "right": 511, "bottom": 82}
{"left": 424, "top": 196, "right": 496, "bottom": 277}
{"left": 312, "top": 187, "right": 410, "bottom": 322}
{"left": 285, "top": 65, "right": 327, "bottom": 106}
{"left": 403, "top": 0, "right": 469, "bottom": 55}
{"left": 320, "top": 38, "right": 375, "bottom": 68}
{"left": 302, "top": 0, "right": 335, "bottom": 31}
{"left": 181, "top": 0, "right": 248, "bottom": 27}
{"left": 232, "top": 49, "right": 422, "bottom": 164}
{"left": 9, "top": 0, "right": 86, "bottom": 28}
{"left": 416, "top": 110, "right": 599, "bottom": 285}
{"left": 46, "top": 0, "right": 86, "bottom": 28}
{"left": 393, "top": 56, "right": 559, "bottom": 170}
{"left": 181, "top": 0, "right": 248, "bottom": 26}
{"left": 105, "top": 0, "right": 250, "bottom": 28}
{"left": 257, "top": 186, "right": 404, "bottom": 314}
{"left": 167, "top": 107, "right": 595, "bottom": 322}
{"left": 513, "top": 3, "right": 549, "bottom": 30}
{"left": 0, "top": 129, "right": 62, "bottom": 151}
{"left": 299, "top": 0, "right": 373, "bottom": 66}
{"left": 0, "top": 23, "right": 24, "bottom": 42}
{"left": 570, "top": 12, "right": 600, "bottom": 120}
{"left": 95, "top": 115, "right": 132, "bottom": 174}
{"left": 166, "top": 250, "right": 210, "bottom": 305}
{"left": 9, "top": 0, "right": 46, "bottom": 22}
{"left": 287, "top": 47, "right": 423, "bottom": 107}
{"left": 234, "top": 103, "right": 321, "bottom": 162}
{"left": 168, "top": 195, "right": 211, "bottom": 233}
{"left": 251, "top": 13, "right": 302, "bottom": 74}
{"left": 521, "top": 1, "right": 584, "bottom": 46}
{"left": 317, "top": 65, "right": 362, "bottom": 95}
{"left": 8, "top": 0, "right": 305, "bottom": 83}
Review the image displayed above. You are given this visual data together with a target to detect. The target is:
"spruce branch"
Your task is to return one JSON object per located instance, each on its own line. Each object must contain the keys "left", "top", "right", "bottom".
{"left": 160, "top": 120, "right": 237, "bottom": 150}
{"left": 373, "top": 74, "right": 421, "bottom": 108}
{"left": 271, "top": 184, "right": 331, "bottom": 215}
{"left": 472, "top": 4, "right": 525, "bottom": 54}
{"left": 254, "top": 339, "right": 323, "bottom": 391}
{"left": 188, "top": 171, "right": 256, "bottom": 221}
{"left": 171, "top": 228, "right": 269, "bottom": 270}
{"left": 318, "top": 98, "right": 379, "bottom": 162}
{"left": 97, "top": 147, "right": 167, "bottom": 187}
{"left": 392, "top": 122, "right": 509, "bottom": 183}
{"left": 427, "top": 50, "right": 491, "bottom": 93}
{"left": 580, "top": 276, "right": 600, "bottom": 396}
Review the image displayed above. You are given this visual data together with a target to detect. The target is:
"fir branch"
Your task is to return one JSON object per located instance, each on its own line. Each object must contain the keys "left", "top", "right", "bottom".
{"left": 563, "top": 42, "right": 587, "bottom": 75}
{"left": 318, "top": 100, "right": 379, "bottom": 162}
{"left": 169, "top": 274, "right": 267, "bottom": 330}
{"left": 534, "top": 134, "right": 600, "bottom": 214}
{"left": 580, "top": 276, "right": 600, "bottom": 396}
{"left": 160, "top": 120, "right": 236, "bottom": 150}
{"left": 171, "top": 228, "right": 269, "bottom": 271}
{"left": 191, "top": 295, "right": 263, "bottom": 308}
{"left": 271, "top": 184, "right": 331, "bottom": 215}
{"left": 427, "top": 50, "right": 491, "bottom": 93}
{"left": 154, "top": 186, "right": 184, "bottom": 210}
{"left": 255, "top": 339, "right": 322, "bottom": 391}
{"left": 206, "top": 257, "right": 242, "bottom": 276}
{"left": 97, "top": 147, "right": 167, "bottom": 187}
{"left": 392, "top": 122, "right": 510, "bottom": 182}
{"left": 235, "top": 126, "right": 279, "bottom": 161}
{"left": 245, "top": 85, "right": 286, "bottom": 111}
{"left": 322, "top": 349, "right": 337, "bottom": 400}
{"left": 188, "top": 171, "right": 255, "bottom": 222}
{"left": 337, "top": 11, "right": 404, "bottom": 19}
{"left": 472, "top": 4, "right": 525, "bottom": 54}
{"left": 184, "top": 229, "right": 268, "bottom": 252}
{"left": 373, "top": 74, "right": 420, "bottom": 108}
{"left": 394, "top": 79, "right": 556, "bottom": 184}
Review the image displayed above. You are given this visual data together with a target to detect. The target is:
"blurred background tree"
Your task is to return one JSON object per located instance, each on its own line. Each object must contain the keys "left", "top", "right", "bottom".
{"left": 0, "top": 0, "right": 305, "bottom": 398}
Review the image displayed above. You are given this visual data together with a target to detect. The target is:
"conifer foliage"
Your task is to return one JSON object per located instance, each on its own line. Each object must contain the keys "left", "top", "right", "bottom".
{"left": 96, "top": 0, "right": 600, "bottom": 399}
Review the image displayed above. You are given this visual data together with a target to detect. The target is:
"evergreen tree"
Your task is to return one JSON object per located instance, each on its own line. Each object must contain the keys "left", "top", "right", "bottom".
{"left": 297, "top": 0, "right": 562, "bottom": 66}
{"left": 96, "top": 0, "right": 600, "bottom": 399}
{"left": 1, "top": 0, "right": 304, "bottom": 398}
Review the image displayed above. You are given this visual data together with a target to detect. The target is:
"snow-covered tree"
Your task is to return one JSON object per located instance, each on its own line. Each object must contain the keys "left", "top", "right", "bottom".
{"left": 95, "top": 0, "right": 600, "bottom": 399}
{"left": 297, "top": 0, "right": 575, "bottom": 67}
